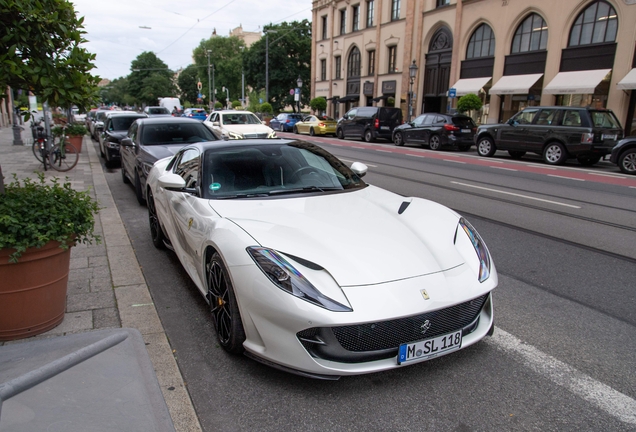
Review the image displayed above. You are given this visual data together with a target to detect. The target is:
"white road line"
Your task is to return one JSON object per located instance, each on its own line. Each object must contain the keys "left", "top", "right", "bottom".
{"left": 375, "top": 149, "right": 393, "bottom": 153}
{"left": 444, "top": 159, "right": 466, "bottom": 164}
{"left": 352, "top": 146, "right": 366, "bottom": 149}
{"left": 490, "top": 329, "right": 636, "bottom": 425}
{"left": 490, "top": 166, "right": 518, "bottom": 171}
{"left": 408, "top": 154, "right": 426, "bottom": 158}
{"left": 339, "top": 158, "right": 378, "bottom": 167}
{"left": 587, "top": 172, "right": 627, "bottom": 179}
{"left": 548, "top": 174, "right": 585, "bottom": 181}
{"left": 529, "top": 165, "right": 557, "bottom": 170}
{"left": 451, "top": 181, "right": 581, "bottom": 208}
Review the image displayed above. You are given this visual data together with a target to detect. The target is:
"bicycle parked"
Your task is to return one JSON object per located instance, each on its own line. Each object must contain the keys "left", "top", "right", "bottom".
{"left": 30, "top": 118, "right": 79, "bottom": 172}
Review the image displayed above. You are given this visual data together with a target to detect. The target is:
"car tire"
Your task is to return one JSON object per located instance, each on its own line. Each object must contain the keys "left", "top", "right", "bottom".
{"left": 147, "top": 189, "right": 166, "bottom": 249}
{"left": 337, "top": 128, "right": 345, "bottom": 140}
{"left": 207, "top": 252, "right": 246, "bottom": 354}
{"left": 293, "top": 126, "right": 299, "bottom": 134}
{"left": 99, "top": 142, "right": 105, "bottom": 158}
{"left": 618, "top": 148, "right": 636, "bottom": 175}
{"left": 310, "top": 127, "right": 315, "bottom": 136}
{"left": 576, "top": 155, "right": 601, "bottom": 166}
{"left": 477, "top": 136, "right": 496, "bottom": 157}
{"left": 364, "top": 129, "right": 374, "bottom": 143}
{"left": 543, "top": 142, "right": 567, "bottom": 165}
{"left": 135, "top": 171, "right": 146, "bottom": 205}
{"left": 508, "top": 150, "right": 526, "bottom": 159}
{"left": 429, "top": 135, "right": 441, "bottom": 150}
{"left": 279, "top": 124, "right": 285, "bottom": 132}
{"left": 394, "top": 132, "right": 404, "bottom": 146}
{"left": 121, "top": 163, "right": 130, "bottom": 184}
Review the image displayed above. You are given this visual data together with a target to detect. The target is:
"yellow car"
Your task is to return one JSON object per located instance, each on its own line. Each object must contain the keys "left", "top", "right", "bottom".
{"left": 293, "top": 115, "right": 337, "bottom": 136}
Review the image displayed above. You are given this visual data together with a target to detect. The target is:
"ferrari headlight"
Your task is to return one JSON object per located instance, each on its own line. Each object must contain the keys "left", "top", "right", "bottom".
{"left": 247, "top": 247, "right": 352, "bottom": 312}
{"left": 456, "top": 218, "right": 491, "bottom": 283}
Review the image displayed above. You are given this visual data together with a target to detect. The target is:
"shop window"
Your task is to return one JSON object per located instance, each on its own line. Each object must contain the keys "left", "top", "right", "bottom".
{"left": 466, "top": 24, "right": 495, "bottom": 59}
{"left": 511, "top": 14, "right": 548, "bottom": 53}
{"left": 569, "top": 1, "right": 617, "bottom": 47}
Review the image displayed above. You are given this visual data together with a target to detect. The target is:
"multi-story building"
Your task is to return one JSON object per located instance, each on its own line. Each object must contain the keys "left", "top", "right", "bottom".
{"left": 311, "top": 0, "right": 636, "bottom": 134}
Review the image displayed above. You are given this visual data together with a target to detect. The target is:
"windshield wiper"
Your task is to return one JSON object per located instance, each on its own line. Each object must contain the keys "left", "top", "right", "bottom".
{"left": 268, "top": 186, "right": 341, "bottom": 195}
{"left": 214, "top": 192, "right": 271, "bottom": 199}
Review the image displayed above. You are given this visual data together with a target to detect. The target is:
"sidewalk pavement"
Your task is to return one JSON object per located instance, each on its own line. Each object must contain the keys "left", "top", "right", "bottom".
{"left": 0, "top": 125, "right": 202, "bottom": 432}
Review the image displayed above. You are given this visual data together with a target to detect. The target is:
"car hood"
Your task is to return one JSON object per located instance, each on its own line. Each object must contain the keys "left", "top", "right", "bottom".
{"left": 209, "top": 186, "right": 464, "bottom": 287}
{"left": 222, "top": 124, "right": 272, "bottom": 134}
{"left": 141, "top": 144, "right": 187, "bottom": 163}
{"left": 106, "top": 131, "right": 128, "bottom": 141}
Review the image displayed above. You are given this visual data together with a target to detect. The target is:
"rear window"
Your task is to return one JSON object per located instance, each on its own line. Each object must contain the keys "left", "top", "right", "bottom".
{"left": 589, "top": 111, "right": 621, "bottom": 129}
{"left": 452, "top": 117, "right": 476, "bottom": 128}
{"left": 111, "top": 116, "right": 142, "bottom": 131}
{"left": 141, "top": 123, "right": 217, "bottom": 145}
{"left": 149, "top": 107, "right": 170, "bottom": 114}
{"left": 379, "top": 108, "right": 402, "bottom": 122}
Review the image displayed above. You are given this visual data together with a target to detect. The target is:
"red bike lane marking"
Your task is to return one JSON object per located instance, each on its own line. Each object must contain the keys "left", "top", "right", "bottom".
{"left": 303, "top": 135, "right": 636, "bottom": 188}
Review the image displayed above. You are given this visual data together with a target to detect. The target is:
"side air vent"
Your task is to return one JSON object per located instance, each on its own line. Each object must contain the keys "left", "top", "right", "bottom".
{"left": 398, "top": 201, "right": 411, "bottom": 214}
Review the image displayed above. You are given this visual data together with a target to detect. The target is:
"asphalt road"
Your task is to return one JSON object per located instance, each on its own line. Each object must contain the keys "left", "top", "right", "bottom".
{"left": 95, "top": 134, "right": 636, "bottom": 432}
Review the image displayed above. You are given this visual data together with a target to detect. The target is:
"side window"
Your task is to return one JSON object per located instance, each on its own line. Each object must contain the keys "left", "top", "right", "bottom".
{"left": 413, "top": 115, "right": 426, "bottom": 126}
{"left": 422, "top": 115, "right": 434, "bottom": 126}
{"left": 174, "top": 149, "right": 200, "bottom": 189}
{"left": 535, "top": 109, "right": 558, "bottom": 126}
{"left": 562, "top": 110, "right": 582, "bottom": 127}
{"left": 514, "top": 109, "right": 539, "bottom": 125}
{"left": 210, "top": 113, "right": 218, "bottom": 123}
{"left": 347, "top": 109, "right": 357, "bottom": 120}
{"left": 435, "top": 116, "right": 446, "bottom": 123}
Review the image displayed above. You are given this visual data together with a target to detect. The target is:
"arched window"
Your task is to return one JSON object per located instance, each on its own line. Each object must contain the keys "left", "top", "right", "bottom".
{"left": 466, "top": 24, "right": 495, "bottom": 59}
{"left": 569, "top": 1, "right": 617, "bottom": 47}
{"left": 511, "top": 13, "right": 548, "bottom": 54}
{"left": 347, "top": 46, "right": 361, "bottom": 77}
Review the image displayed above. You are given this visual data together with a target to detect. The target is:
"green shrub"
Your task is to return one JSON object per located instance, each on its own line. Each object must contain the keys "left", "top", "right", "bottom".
{"left": 456, "top": 93, "right": 483, "bottom": 113}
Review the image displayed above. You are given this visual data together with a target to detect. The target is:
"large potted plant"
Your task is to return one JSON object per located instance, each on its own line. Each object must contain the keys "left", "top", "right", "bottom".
{"left": 64, "top": 123, "right": 88, "bottom": 152}
{"left": 0, "top": 174, "right": 100, "bottom": 340}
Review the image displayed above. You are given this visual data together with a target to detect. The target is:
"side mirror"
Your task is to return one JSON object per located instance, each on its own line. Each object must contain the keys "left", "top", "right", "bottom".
{"left": 120, "top": 138, "right": 133, "bottom": 147}
{"left": 507, "top": 118, "right": 517, "bottom": 126}
{"left": 157, "top": 172, "right": 186, "bottom": 191}
{"left": 350, "top": 162, "right": 368, "bottom": 178}
{"left": 212, "top": 121, "right": 220, "bottom": 127}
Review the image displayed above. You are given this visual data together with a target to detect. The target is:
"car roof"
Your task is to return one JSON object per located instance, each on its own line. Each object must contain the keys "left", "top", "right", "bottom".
{"left": 105, "top": 111, "right": 144, "bottom": 118}
{"left": 136, "top": 117, "right": 208, "bottom": 125}
{"left": 214, "top": 110, "right": 256, "bottom": 115}
{"left": 175, "top": 138, "right": 308, "bottom": 154}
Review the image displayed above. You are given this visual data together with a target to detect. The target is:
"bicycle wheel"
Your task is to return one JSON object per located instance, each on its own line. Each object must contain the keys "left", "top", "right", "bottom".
{"left": 32, "top": 139, "right": 44, "bottom": 163}
{"left": 49, "top": 142, "right": 79, "bottom": 172}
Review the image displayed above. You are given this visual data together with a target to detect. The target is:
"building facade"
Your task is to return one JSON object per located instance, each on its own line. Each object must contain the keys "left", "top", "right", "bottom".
{"left": 311, "top": 0, "right": 636, "bottom": 134}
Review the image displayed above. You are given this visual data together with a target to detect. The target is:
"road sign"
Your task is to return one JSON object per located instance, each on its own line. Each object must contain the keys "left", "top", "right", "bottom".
{"left": 198, "top": 93, "right": 203, "bottom": 98}
{"left": 289, "top": 89, "right": 295, "bottom": 95}
{"left": 448, "top": 88, "right": 457, "bottom": 98}
{"left": 197, "top": 81, "right": 202, "bottom": 91}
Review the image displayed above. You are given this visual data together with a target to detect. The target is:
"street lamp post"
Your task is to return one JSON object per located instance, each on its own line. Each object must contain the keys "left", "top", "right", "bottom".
{"left": 222, "top": 86, "right": 230, "bottom": 109}
{"left": 408, "top": 60, "right": 418, "bottom": 122}
{"left": 207, "top": 50, "right": 212, "bottom": 111}
{"left": 296, "top": 75, "right": 303, "bottom": 114}
{"left": 265, "top": 30, "right": 278, "bottom": 103}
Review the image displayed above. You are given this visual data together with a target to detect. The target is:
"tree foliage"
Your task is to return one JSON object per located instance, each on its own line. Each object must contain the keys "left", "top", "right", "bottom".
{"left": 177, "top": 64, "right": 201, "bottom": 106}
{"left": 127, "top": 52, "right": 176, "bottom": 106}
{"left": 457, "top": 93, "right": 483, "bottom": 113}
{"left": 243, "top": 20, "right": 311, "bottom": 113}
{"left": 100, "top": 77, "right": 135, "bottom": 107}
{"left": 310, "top": 97, "right": 327, "bottom": 114}
{"left": 0, "top": 0, "right": 100, "bottom": 111}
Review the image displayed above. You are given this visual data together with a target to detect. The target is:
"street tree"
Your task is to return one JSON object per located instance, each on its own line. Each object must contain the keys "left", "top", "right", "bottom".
{"left": 177, "top": 64, "right": 200, "bottom": 106}
{"left": 243, "top": 20, "right": 311, "bottom": 113}
{"left": 0, "top": 0, "right": 100, "bottom": 112}
{"left": 100, "top": 77, "right": 135, "bottom": 107}
{"left": 192, "top": 36, "right": 245, "bottom": 109}
{"left": 128, "top": 52, "right": 175, "bottom": 106}
{"left": 310, "top": 97, "right": 327, "bottom": 114}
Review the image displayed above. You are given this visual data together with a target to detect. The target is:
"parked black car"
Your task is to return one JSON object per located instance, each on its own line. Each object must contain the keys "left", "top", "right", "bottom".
{"left": 475, "top": 106, "right": 623, "bottom": 166}
{"left": 269, "top": 113, "right": 303, "bottom": 132}
{"left": 99, "top": 112, "right": 147, "bottom": 167}
{"left": 143, "top": 106, "right": 172, "bottom": 117}
{"left": 609, "top": 136, "right": 636, "bottom": 174}
{"left": 393, "top": 113, "right": 476, "bottom": 151}
{"left": 336, "top": 107, "right": 403, "bottom": 142}
{"left": 120, "top": 117, "right": 218, "bottom": 204}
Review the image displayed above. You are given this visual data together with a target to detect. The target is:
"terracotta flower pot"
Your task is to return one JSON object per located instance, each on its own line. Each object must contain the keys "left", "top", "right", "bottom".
{"left": 67, "top": 135, "right": 83, "bottom": 152}
{"left": 0, "top": 241, "right": 72, "bottom": 341}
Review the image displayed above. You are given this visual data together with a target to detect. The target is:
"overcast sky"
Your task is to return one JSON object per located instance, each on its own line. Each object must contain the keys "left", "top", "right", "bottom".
{"left": 71, "top": 0, "right": 313, "bottom": 81}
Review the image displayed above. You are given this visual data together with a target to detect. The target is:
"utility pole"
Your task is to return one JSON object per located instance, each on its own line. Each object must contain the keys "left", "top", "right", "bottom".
{"left": 264, "top": 30, "right": 277, "bottom": 103}
{"left": 207, "top": 50, "right": 212, "bottom": 111}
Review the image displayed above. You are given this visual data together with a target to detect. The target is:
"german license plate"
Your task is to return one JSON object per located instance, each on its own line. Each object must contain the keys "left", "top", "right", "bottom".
{"left": 397, "top": 330, "right": 462, "bottom": 364}
{"left": 381, "top": 126, "right": 389, "bottom": 130}
{"left": 602, "top": 134, "right": 617, "bottom": 140}
{"left": 461, "top": 129, "right": 471, "bottom": 133}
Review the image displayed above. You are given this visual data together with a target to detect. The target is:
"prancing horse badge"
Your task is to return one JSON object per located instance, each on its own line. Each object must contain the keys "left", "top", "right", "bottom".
{"left": 420, "top": 289, "right": 430, "bottom": 300}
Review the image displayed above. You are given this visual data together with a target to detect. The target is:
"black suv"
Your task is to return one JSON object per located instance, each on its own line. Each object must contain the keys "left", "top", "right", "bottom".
{"left": 337, "top": 107, "right": 403, "bottom": 142}
{"left": 393, "top": 113, "right": 476, "bottom": 151}
{"left": 475, "top": 106, "right": 623, "bottom": 166}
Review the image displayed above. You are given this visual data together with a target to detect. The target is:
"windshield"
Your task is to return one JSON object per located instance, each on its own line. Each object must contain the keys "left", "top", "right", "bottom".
{"left": 222, "top": 113, "right": 261, "bottom": 125}
{"left": 202, "top": 142, "right": 367, "bottom": 199}
{"left": 148, "top": 107, "right": 170, "bottom": 115}
{"left": 590, "top": 110, "right": 621, "bottom": 129}
{"left": 141, "top": 123, "right": 217, "bottom": 145}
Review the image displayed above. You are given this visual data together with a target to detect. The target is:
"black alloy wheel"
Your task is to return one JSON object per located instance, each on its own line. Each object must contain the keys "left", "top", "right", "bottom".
{"left": 477, "top": 137, "right": 496, "bottom": 157}
{"left": 429, "top": 135, "right": 441, "bottom": 150}
{"left": 135, "top": 171, "right": 146, "bottom": 205}
{"left": 364, "top": 129, "right": 374, "bottom": 143}
{"left": 508, "top": 151, "right": 526, "bottom": 159}
{"left": 394, "top": 132, "right": 404, "bottom": 146}
{"left": 147, "top": 189, "right": 165, "bottom": 249}
{"left": 208, "top": 252, "right": 245, "bottom": 354}
{"left": 618, "top": 148, "right": 636, "bottom": 174}
{"left": 293, "top": 126, "right": 299, "bottom": 134}
{"left": 543, "top": 142, "right": 568, "bottom": 165}
{"left": 337, "top": 128, "right": 345, "bottom": 140}
{"left": 310, "top": 127, "right": 315, "bottom": 136}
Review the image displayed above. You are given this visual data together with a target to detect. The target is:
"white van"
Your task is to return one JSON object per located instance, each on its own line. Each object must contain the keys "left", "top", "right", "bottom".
{"left": 158, "top": 97, "right": 182, "bottom": 114}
